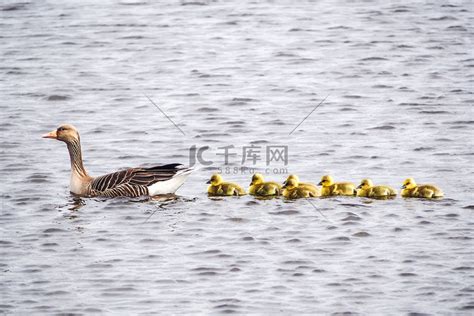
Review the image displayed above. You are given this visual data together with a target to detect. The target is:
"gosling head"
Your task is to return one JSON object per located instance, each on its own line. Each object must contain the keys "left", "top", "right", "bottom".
{"left": 206, "top": 173, "right": 223, "bottom": 186}
{"left": 283, "top": 174, "right": 299, "bottom": 186}
{"left": 250, "top": 173, "right": 264, "bottom": 186}
{"left": 357, "top": 178, "right": 374, "bottom": 190}
{"left": 318, "top": 175, "right": 334, "bottom": 187}
{"left": 282, "top": 178, "right": 298, "bottom": 190}
{"left": 402, "top": 178, "right": 417, "bottom": 189}
{"left": 42, "top": 124, "right": 80, "bottom": 144}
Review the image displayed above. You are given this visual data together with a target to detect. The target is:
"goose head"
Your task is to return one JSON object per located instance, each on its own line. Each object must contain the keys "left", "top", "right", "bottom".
{"left": 250, "top": 173, "right": 264, "bottom": 186}
{"left": 318, "top": 175, "right": 334, "bottom": 187}
{"left": 283, "top": 174, "right": 299, "bottom": 186}
{"left": 206, "top": 173, "right": 223, "bottom": 186}
{"left": 357, "top": 178, "right": 373, "bottom": 190}
{"left": 282, "top": 177, "right": 298, "bottom": 190}
{"left": 43, "top": 124, "right": 80, "bottom": 143}
{"left": 402, "top": 178, "right": 416, "bottom": 189}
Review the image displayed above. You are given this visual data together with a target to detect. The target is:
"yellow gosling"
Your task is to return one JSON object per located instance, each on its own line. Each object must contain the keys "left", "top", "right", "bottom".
{"left": 283, "top": 174, "right": 319, "bottom": 191}
{"left": 401, "top": 178, "right": 443, "bottom": 199}
{"left": 282, "top": 177, "right": 320, "bottom": 199}
{"left": 248, "top": 173, "right": 281, "bottom": 197}
{"left": 356, "top": 178, "right": 397, "bottom": 199}
{"left": 318, "top": 175, "right": 356, "bottom": 197}
{"left": 207, "top": 174, "right": 246, "bottom": 196}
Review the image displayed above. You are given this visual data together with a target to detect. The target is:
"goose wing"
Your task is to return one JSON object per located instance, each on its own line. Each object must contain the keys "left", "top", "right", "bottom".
{"left": 90, "top": 163, "right": 186, "bottom": 196}
{"left": 127, "top": 163, "right": 186, "bottom": 186}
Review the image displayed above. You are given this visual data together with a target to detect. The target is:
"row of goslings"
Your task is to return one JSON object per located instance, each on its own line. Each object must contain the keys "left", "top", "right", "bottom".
{"left": 206, "top": 174, "right": 443, "bottom": 199}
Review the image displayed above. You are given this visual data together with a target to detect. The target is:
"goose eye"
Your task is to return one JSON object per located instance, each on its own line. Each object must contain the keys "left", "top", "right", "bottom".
{"left": 57, "top": 127, "right": 65, "bottom": 132}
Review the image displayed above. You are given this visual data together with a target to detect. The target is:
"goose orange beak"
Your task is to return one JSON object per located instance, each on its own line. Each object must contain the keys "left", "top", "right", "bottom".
{"left": 42, "top": 130, "right": 57, "bottom": 139}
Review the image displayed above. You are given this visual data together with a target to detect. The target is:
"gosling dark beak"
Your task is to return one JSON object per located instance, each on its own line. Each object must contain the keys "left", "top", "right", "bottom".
{"left": 42, "top": 130, "right": 57, "bottom": 139}
{"left": 282, "top": 181, "right": 287, "bottom": 186}
{"left": 318, "top": 181, "right": 323, "bottom": 185}
{"left": 401, "top": 185, "right": 406, "bottom": 189}
{"left": 206, "top": 180, "right": 211, "bottom": 184}
{"left": 357, "top": 184, "right": 362, "bottom": 189}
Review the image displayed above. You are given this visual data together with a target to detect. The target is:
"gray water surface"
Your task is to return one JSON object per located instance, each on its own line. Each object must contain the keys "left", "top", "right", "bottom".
{"left": 1, "top": 1, "right": 473, "bottom": 314}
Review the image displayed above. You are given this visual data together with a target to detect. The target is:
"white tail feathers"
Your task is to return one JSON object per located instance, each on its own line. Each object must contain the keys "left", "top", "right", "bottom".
{"left": 147, "top": 166, "right": 194, "bottom": 195}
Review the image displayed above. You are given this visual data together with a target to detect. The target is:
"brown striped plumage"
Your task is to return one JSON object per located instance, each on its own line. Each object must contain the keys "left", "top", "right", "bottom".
{"left": 88, "top": 164, "right": 185, "bottom": 197}
{"left": 43, "top": 124, "right": 192, "bottom": 198}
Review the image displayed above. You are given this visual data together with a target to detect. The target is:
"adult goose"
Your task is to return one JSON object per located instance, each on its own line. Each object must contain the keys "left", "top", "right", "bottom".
{"left": 43, "top": 124, "right": 193, "bottom": 198}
